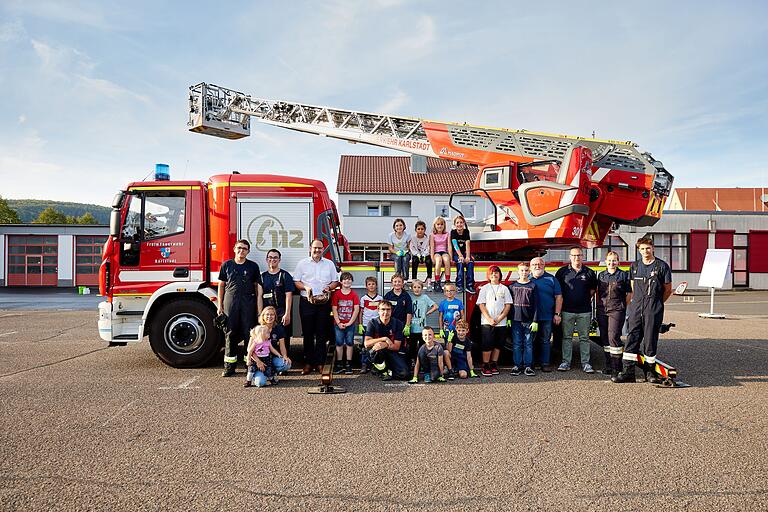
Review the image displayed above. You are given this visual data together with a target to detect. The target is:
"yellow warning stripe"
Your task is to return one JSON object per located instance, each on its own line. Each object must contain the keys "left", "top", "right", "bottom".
{"left": 129, "top": 186, "right": 200, "bottom": 191}
{"left": 341, "top": 266, "right": 377, "bottom": 271}
{"left": 210, "top": 182, "right": 313, "bottom": 189}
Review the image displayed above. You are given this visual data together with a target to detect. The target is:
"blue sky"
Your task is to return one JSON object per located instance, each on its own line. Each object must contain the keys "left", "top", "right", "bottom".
{"left": 0, "top": 0, "right": 766, "bottom": 206}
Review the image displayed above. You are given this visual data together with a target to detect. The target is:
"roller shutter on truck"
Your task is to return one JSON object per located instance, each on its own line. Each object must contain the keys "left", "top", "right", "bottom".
{"left": 237, "top": 197, "right": 313, "bottom": 272}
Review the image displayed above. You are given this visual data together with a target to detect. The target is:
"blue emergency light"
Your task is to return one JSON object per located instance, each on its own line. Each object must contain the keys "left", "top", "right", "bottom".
{"left": 155, "top": 163, "right": 170, "bottom": 181}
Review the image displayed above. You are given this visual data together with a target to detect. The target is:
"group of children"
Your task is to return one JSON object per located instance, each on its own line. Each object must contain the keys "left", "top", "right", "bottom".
{"left": 243, "top": 261, "right": 543, "bottom": 385}
{"left": 388, "top": 215, "right": 476, "bottom": 294}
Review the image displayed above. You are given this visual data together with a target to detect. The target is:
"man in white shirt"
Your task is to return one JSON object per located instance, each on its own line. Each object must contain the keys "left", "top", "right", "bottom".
{"left": 293, "top": 239, "right": 340, "bottom": 374}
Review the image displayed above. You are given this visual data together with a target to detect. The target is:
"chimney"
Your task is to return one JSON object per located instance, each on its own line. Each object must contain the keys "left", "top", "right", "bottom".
{"left": 409, "top": 155, "right": 427, "bottom": 174}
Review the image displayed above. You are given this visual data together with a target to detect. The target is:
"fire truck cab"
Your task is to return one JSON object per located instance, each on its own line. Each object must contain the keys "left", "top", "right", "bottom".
{"left": 98, "top": 172, "right": 346, "bottom": 368}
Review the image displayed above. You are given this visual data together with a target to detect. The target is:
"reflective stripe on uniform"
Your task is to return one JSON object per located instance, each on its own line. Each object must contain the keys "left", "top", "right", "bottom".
{"left": 609, "top": 346, "right": 624, "bottom": 355}
{"left": 373, "top": 361, "right": 387, "bottom": 371}
{"left": 644, "top": 355, "right": 656, "bottom": 364}
{"left": 603, "top": 346, "right": 611, "bottom": 353}
{"left": 622, "top": 352, "right": 637, "bottom": 361}
{"left": 224, "top": 356, "right": 238, "bottom": 364}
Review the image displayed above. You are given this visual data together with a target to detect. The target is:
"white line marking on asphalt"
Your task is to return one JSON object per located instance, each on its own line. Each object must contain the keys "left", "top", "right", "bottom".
{"left": 0, "top": 331, "right": 17, "bottom": 337}
{"left": 101, "top": 400, "right": 137, "bottom": 427}
{"left": 159, "top": 376, "right": 201, "bottom": 389}
{"left": 0, "top": 313, "right": 23, "bottom": 318}
{"left": 669, "top": 300, "right": 768, "bottom": 307}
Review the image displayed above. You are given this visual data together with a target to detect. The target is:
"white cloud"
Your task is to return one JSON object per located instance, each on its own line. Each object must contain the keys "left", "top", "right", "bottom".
{"left": 18, "top": 115, "right": 26, "bottom": 124}
{"left": 375, "top": 89, "right": 409, "bottom": 114}
{"left": 77, "top": 75, "right": 150, "bottom": 104}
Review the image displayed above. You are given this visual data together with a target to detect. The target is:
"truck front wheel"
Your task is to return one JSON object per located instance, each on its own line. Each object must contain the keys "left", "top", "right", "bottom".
{"left": 149, "top": 299, "right": 220, "bottom": 368}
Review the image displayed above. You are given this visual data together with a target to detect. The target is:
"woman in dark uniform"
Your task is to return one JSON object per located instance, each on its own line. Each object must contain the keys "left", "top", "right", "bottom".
{"left": 596, "top": 251, "right": 631, "bottom": 379}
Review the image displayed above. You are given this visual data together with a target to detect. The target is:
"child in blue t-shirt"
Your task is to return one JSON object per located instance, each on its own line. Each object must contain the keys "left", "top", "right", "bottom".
{"left": 437, "top": 281, "right": 462, "bottom": 379}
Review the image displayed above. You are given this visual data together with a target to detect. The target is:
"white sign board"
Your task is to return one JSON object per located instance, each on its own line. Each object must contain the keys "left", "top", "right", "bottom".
{"left": 698, "top": 249, "right": 731, "bottom": 289}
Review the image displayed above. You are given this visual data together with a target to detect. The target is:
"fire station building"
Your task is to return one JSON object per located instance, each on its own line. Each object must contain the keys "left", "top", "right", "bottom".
{"left": 0, "top": 225, "right": 108, "bottom": 288}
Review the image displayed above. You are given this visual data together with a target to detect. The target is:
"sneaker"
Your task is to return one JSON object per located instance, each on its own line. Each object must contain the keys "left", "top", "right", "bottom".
{"left": 524, "top": 367, "right": 535, "bottom": 377}
{"left": 490, "top": 362, "right": 500, "bottom": 375}
{"left": 270, "top": 377, "right": 279, "bottom": 385}
{"left": 446, "top": 369, "right": 456, "bottom": 381}
{"left": 557, "top": 362, "right": 571, "bottom": 371}
{"left": 466, "top": 285, "right": 476, "bottom": 294}
{"left": 481, "top": 365, "right": 493, "bottom": 377}
{"left": 344, "top": 363, "right": 353, "bottom": 375}
{"left": 382, "top": 371, "right": 393, "bottom": 381}
{"left": 243, "top": 380, "right": 252, "bottom": 387}
{"left": 359, "top": 364, "right": 370, "bottom": 374}
{"left": 333, "top": 362, "right": 343, "bottom": 373}
{"left": 436, "top": 376, "right": 446, "bottom": 382}
{"left": 534, "top": 364, "right": 542, "bottom": 370}
{"left": 221, "top": 365, "right": 235, "bottom": 377}
{"left": 583, "top": 363, "right": 595, "bottom": 374}
{"left": 510, "top": 366, "right": 521, "bottom": 376}
{"left": 456, "top": 286, "right": 464, "bottom": 294}
{"left": 433, "top": 281, "right": 443, "bottom": 293}
{"left": 424, "top": 374, "right": 432, "bottom": 383}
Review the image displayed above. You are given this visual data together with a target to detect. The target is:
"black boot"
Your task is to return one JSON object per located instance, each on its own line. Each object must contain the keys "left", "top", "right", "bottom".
{"left": 601, "top": 352, "right": 613, "bottom": 375}
{"left": 612, "top": 361, "right": 636, "bottom": 383}
{"left": 221, "top": 363, "right": 235, "bottom": 377}
{"left": 610, "top": 357, "right": 622, "bottom": 380}
{"left": 644, "top": 364, "right": 662, "bottom": 384}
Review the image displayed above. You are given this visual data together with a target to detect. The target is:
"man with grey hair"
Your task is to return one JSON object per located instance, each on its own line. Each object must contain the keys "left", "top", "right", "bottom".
{"left": 530, "top": 256, "right": 563, "bottom": 372}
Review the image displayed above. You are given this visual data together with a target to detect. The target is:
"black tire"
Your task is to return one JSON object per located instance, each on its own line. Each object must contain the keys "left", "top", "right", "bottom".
{"left": 149, "top": 299, "right": 221, "bottom": 368}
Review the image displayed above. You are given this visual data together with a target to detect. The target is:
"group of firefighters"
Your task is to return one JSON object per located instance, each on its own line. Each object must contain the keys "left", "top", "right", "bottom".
{"left": 215, "top": 235, "right": 672, "bottom": 384}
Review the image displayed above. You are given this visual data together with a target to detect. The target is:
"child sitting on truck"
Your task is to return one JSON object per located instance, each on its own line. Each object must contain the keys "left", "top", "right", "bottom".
{"left": 430, "top": 216, "right": 451, "bottom": 292}
{"left": 245, "top": 325, "right": 283, "bottom": 387}
{"left": 450, "top": 214, "right": 475, "bottom": 294}
{"left": 409, "top": 220, "right": 432, "bottom": 287}
{"left": 388, "top": 218, "right": 412, "bottom": 279}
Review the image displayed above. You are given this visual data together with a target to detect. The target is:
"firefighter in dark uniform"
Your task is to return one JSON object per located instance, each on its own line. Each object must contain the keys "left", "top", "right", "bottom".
{"left": 596, "top": 250, "right": 631, "bottom": 379}
{"left": 217, "top": 239, "right": 263, "bottom": 377}
{"left": 614, "top": 236, "right": 672, "bottom": 384}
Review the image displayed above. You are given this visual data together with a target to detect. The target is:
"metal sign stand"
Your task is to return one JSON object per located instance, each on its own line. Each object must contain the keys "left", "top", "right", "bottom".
{"left": 698, "top": 287, "right": 725, "bottom": 319}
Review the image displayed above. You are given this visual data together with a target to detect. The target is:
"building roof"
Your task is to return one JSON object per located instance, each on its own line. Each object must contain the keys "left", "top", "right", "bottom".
{"left": 336, "top": 155, "right": 478, "bottom": 194}
{"left": 668, "top": 188, "right": 768, "bottom": 212}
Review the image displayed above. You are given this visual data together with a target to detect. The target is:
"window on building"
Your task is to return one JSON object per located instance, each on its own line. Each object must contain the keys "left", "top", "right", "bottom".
{"left": 366, "top": 203, "right": 391, "bottom": 217}
{"left": 734, "top": 234, "right": 748, "bottom": 287}
{"left": 349, "top": 244, "right": 384, "bottom": 262}
{"left": 435, "top": 202, "right": 449, "bottom": 219}
{"left": 460, "top": 201, "right": 476, "bottom": 220}
{"left": 641, "top": 233, "right": 688, "bottom": 271}
{"left": 593, "top": 235, "right": 629, "bottom": 262}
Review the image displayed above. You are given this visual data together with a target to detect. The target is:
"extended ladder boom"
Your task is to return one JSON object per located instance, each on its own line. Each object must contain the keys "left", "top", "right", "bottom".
{"left": 187, "top": 82, "right": 671, "bottom": 184}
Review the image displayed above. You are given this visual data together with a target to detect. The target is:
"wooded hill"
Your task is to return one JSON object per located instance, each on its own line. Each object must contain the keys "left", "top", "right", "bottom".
{"left": 7, "top": 200, "right": 110, "bottom": 224}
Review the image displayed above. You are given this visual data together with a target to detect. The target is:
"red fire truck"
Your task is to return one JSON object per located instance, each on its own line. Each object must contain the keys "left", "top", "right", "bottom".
{"left": 97, "top": 171, "right": 348, "bottom": 368}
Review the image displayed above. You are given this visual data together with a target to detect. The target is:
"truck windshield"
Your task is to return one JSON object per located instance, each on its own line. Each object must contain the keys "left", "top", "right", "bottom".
{"left": 121, "top": 191, "right": 186, "bottom": 241}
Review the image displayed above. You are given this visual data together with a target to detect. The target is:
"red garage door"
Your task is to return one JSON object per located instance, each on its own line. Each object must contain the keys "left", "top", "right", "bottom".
{"left": 75, "top": 235, "right": 108, "bottom": 286}
{"left": 7, "top": 235, "right": 58, "bottom": 286}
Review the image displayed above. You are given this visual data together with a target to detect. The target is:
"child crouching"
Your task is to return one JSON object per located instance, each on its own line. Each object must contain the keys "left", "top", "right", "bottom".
{"left": 409, "top": 326, "right": 446, "bottom": 383}
{"left": 245, "top": 325, "right": 283, "bottom": 387}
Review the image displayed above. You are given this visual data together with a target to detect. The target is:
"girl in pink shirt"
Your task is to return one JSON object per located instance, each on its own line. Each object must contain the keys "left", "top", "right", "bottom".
{"left": 245, "top": 325, "right": 283, "bottom": 387}
{"left": 430, "top": 216, "right": 451, "bottom": 292}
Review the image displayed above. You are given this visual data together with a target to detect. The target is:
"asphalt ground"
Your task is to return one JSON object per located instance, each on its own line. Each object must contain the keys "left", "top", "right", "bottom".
{"left": 1, "top": 291, "right": 767, "bottom": 510}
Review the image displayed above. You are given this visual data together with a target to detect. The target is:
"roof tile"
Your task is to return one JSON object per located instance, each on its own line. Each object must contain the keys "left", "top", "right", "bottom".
{"left": 336, "top": 155, "right": 478, "bottom": 194}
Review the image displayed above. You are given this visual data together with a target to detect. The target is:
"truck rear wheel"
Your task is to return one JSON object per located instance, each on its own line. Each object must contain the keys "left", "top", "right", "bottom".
{"left": 149, "top": 299, "right": 220, "bottom": 368}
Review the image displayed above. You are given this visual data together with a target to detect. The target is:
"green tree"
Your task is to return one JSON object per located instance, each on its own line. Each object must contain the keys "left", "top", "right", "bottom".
{"left": 0, "top": 196, "right": 21, "bottom": 224}
{"left": 77, "top": 212, "right": 98, "bottom": 224}
{"left": 33, "top": 207, "right": 71, "bottom": 224}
